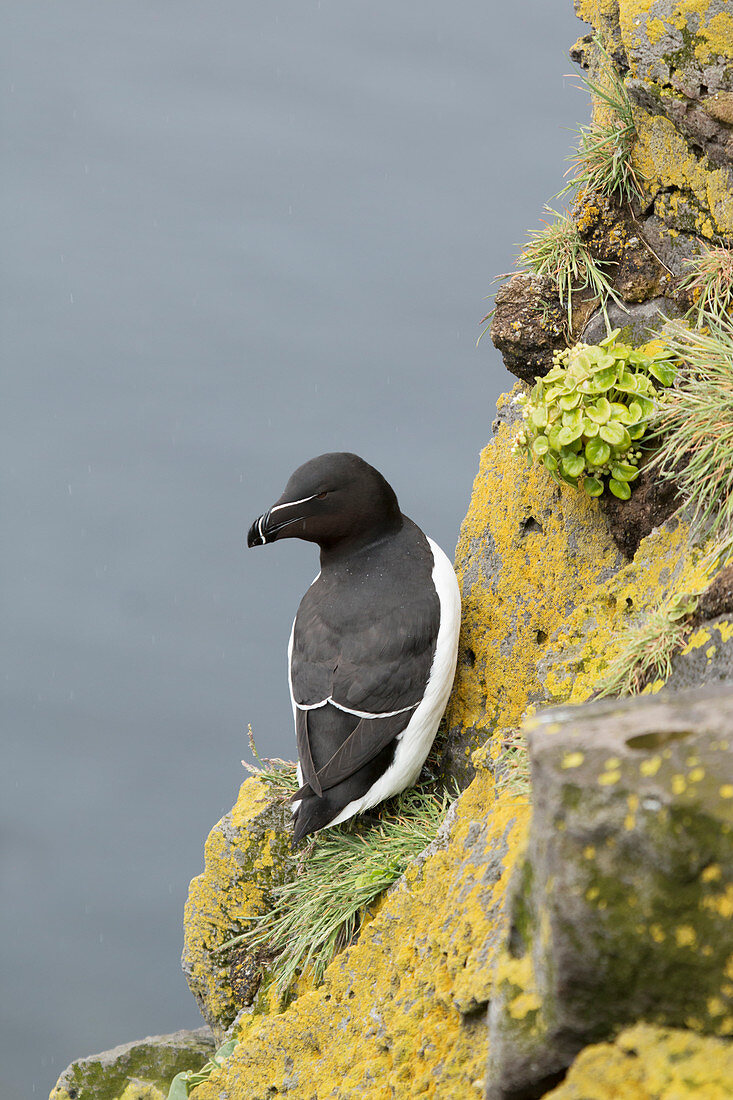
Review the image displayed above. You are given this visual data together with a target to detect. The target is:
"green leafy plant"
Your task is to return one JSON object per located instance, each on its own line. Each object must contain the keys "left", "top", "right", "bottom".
{"left": 652, "top": 313, "right": 733, "bottom": 561}
{"left": 679, "top": 240, "right": 733, "bottom": 327}
{"left": 166, "top": 1039, "right": 238, "bottom": 1100}
{"left": 513, "top": 331, "right": 677, "bottom": 499}
{"left": 596, "top": 593, "right": 698, "bottom": 698}
{"left": 560, "top": 38, "right": 642, "bottom": 205}
{"left": 518, "top": 209, "right": 625, "bottom": 331}
{"left": 220, "top": 784, "right": 455, "bottom": 999}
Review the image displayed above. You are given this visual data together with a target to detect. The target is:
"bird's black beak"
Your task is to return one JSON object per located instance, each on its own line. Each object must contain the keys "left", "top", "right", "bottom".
{"left": 247, "top": 498, "right": 308, "bottom": 547}
{"left": 247, "top": 512, "right": 271, "bottom": 547}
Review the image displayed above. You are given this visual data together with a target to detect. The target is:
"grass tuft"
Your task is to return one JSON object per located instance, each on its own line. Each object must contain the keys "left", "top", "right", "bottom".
{"left": 242, "top": 723, "right": 299, "bottom": 796}
{"left": 596, "top": 593, "right": 698, "bottom": 697}
{"left": 560, "top": 40, "right": 642, "bottom": 205}
{"left": 518, "top": 208, "right": 624, "bottom": 331}
{"left": 222, "top": 780, "right": 456, "bottom": 998}
{"left": 651, "top": 313, "right": 733, "bottom": 563}
{"left": 679, "top": 240, "right": 733, "bottom": 327}
{"left": 494, "top": 729, "right": 531, "bottom": 798}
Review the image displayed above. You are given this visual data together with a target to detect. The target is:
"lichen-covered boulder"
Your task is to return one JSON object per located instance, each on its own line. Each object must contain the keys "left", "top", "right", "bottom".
{"left": 574, "top": 0, "right": 733, "bottom": 238}
{"left": 487, "top": 686, "right": 733, "bottom": 1099}
{"left": 185, "top": 768, "right": 530, "bottom": 1099}
{"left": 182, "top": 777, "right": 296, "bottom": 1035}
{"left": 177, "top": 380, "right": 730, "bottom": 1097}
{"left": 439, "top": 386, "right": 713, "bottom": 781}
{"left": 544, "top": 1023, "right": 733, "bottom": 1100}
{"left": 49, "top": 1028, "right": 214, "bottom": 1100}
{"left": 489, "top": 273, "right": 567, "bottom": 382}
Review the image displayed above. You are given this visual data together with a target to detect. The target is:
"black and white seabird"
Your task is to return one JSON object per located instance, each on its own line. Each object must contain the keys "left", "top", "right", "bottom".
{"left": 247, "top": 452, "right": 461, "bottom": 843}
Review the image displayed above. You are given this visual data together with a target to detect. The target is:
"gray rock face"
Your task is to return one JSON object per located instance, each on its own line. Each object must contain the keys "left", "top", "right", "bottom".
{"left": 621, "top": 0, "right": 733, "bottom": 172}
{"left": 486, "top": 685, "right": 733, "bottom": 1100}
{"left": 49, "top": 1027, "right": 215, "bottom": 1100}
{"left": 580, "top": 295, "right": 683, "bottom": 346}
{"left": 664, "top": 613, "right": 733, "bottom": 693}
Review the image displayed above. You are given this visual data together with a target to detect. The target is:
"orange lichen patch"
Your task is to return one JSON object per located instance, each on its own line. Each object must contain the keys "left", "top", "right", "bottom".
{"left": 190, "top": 772, "right": 530, "bottom": 1099}
{"left": 544, "top": 1022, "right": 733, "bottom": 1100}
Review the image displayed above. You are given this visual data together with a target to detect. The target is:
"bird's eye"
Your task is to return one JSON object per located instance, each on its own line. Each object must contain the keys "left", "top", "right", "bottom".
{"left": 315, "top": 491, "right": 328, "bottom": 500}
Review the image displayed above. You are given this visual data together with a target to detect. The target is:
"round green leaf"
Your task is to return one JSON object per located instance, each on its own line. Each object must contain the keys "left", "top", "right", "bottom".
{"left": 628, "top": 423, "right": 646, "bottom": 440}
{"left": 583, "top": 476, "right": 604, "bottom": 497}
{"left": 543, "top": 453, "right": 558, "bottom": 472}
{"left": 558, "top": 424, "right": 584, "bottom": 446}
{"left": 626, "top": 401, "right": 642, "bottom": 423}
{"left": 548, "top": 424, "right": 565, "bottom": 449}
{"left": 585, "top": 437, "right": 611, "bottom": 466}
{"left": 649, "top": 359, "right": 677, "bottom": 386}
{"left": 615, "top": 370, "right": 639, "bottom": 393}
{"left": 609, "top": 401, "right": 630, "bottom": 420}
{"left": 558, "top": 392, "right": 581, "bottom": 410}
{"left": 589, "top": 351, "right": 615, "bottom": 373}
{"left": 532, "top": 435, "right": 550, "bottom": 456}
{"left": 530, "top": 406, "right": 548, "bottom": 428}
{"left": 609, "top": 478, "right": 631, "bottom": 500}
{"left": 599, "top": 328, "right": 621, "bottom": 347}
{"left": 586, "top": 397, "right": 611, "bottom": 424}
{"left": 562, "top": 453, "right": 585, "bottom": 478}
{"left": 582, "top": 418, "right": 600, "bottom": 437}
{"left": 611, "top": 462, "right": 640, "bottom": 482}
{"left": 593, "top": 365, "right": 618, "bottom": 390}
{"left": 635, "top": 394, "right": 655, "bottom": 416}
{"left": 167, "top": 1074, "right": 191, "bottom": 1100}
{"left": 599, "top": 421, "right": 625, "bottom": 446}
{"left": 561, "top": 408, "right": 583, "bottom": 429}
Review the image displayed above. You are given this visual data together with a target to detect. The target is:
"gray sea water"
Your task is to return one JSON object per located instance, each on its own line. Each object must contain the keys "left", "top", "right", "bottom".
{"left": 2, "top": 2, "right": 583, "bottom": 1094}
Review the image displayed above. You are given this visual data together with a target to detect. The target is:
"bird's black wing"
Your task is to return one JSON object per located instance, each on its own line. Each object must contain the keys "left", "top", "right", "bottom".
{"left": 292, "top": 706, "right": 413, "bottom": 801}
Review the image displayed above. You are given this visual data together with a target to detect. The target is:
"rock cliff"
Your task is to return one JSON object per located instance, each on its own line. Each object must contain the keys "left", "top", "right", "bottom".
{"left": 51, "top": 2, "right": 733, "bottom": 1098}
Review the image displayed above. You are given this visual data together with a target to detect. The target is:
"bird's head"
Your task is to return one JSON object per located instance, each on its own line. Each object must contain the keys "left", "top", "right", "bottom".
{"left": 247, "top": 452, "right": 401, "bottom": 553}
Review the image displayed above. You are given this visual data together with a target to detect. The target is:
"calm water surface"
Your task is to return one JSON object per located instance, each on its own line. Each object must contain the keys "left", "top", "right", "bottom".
{"left": 2, "top": 2, "right": 583, "bottom": 1093}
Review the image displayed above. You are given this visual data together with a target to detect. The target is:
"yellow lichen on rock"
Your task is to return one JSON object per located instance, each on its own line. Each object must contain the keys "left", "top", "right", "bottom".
{"left": 617, "top": 0, "right": 733, "bottom": 66}
{"left": 573, "top": 1, "right": 733, "bottom": 239}
{"left": 632, "top": 111, "right": 733, "bottom": 238}
{"left": 183, "top": 390, "right": 730, "bottom": 1098}
{"left": 444, "top": 397, "right": 711, "bottom": 749}
{"left": 182, "top": 778, "right": 295, "bottom": 1031}
{"left": 444, "top": 392, "right": 625, "bottom": 754}
{"left": 189, "top": 771, "right": 530, "bottom": 1099}
{"left": 544, "top": 1023, "right": 733, "bottom": 1099}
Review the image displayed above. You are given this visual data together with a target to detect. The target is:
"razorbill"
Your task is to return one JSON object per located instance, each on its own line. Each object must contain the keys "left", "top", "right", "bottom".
{"left": 247, "top": 452, "right": 460, "bottom": 843}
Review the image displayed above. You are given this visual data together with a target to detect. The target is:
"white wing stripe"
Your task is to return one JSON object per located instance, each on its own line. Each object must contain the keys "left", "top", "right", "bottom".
{"left": 293, "top": 695, "right": 419, "bottom": 719}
